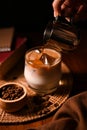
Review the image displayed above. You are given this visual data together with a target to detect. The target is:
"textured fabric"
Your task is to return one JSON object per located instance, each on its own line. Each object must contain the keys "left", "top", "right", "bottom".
{"left": 28, "top": 91, "right": 87, "bottom": 130}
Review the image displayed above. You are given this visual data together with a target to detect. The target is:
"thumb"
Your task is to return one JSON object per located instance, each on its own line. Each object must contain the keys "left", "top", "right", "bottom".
{"left": 52, "top": 0, "right": 64, "bottom": 17}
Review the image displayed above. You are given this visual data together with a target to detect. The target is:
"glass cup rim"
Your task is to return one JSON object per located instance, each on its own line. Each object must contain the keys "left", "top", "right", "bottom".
{"left": 25, "top": 45, "right": 61, "bottom": 67}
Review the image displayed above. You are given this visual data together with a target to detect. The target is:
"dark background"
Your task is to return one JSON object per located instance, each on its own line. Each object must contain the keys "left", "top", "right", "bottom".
{"left": 0, "top": 0, "right": 53, "bottom": 32}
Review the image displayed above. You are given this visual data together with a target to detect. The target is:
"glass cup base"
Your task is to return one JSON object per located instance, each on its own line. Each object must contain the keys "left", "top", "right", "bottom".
{"left": 29, "top": 85, "right": 58, "bottom": 95}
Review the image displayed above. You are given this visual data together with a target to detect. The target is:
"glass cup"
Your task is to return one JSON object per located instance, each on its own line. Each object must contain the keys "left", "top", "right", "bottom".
{"left": 24, "top": 45, "right": 62, "bottom": 94}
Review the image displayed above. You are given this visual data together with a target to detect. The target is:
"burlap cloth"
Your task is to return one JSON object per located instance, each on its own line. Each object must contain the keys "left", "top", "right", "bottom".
{"left": 0, "top": 62, "right": 72, "bottom": 124}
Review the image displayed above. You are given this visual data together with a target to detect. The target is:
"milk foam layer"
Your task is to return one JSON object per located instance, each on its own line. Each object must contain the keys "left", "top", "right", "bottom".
{"left": 24, "top": 47, "right": 61, "bottom": 94}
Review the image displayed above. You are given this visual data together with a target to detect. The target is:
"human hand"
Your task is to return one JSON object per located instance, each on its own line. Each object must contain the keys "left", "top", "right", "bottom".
{"left": 52, "top": 0, "right": 87, "bottom": 23}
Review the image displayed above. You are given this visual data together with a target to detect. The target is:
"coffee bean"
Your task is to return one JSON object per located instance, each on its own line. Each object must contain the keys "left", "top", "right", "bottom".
{"left": 0, "top": 84, "right": 24, "bottom": 100}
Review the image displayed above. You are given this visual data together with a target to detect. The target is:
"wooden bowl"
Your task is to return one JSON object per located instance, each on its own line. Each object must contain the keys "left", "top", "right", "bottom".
{"left": 0, "top": 82, "right": 27, "bottom": 112}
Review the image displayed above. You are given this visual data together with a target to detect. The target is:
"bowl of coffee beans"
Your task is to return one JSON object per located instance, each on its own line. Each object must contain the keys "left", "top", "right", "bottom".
{"left": 0, "top": 82, "right": 27, "bottom": 112}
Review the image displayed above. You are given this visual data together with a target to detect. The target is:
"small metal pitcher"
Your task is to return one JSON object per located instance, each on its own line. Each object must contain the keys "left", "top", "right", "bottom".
{"left": 43, "top": 16, "right": 80, "bottom": 51}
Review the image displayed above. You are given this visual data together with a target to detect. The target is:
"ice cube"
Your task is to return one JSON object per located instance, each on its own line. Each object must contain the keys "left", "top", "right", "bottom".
{"left": 35, "top": 49, "right": 41, "bottom": 53}
{"left": 28, "top": 49, "right": 42, "bottom": 61}
{"left": 40, "top": 53, "right": 56, "bottom": 65}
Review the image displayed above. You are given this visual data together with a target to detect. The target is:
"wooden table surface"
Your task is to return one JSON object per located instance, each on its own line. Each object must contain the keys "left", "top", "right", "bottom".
{"left": 0, "top": 27, "right": 87, "bottom": 130}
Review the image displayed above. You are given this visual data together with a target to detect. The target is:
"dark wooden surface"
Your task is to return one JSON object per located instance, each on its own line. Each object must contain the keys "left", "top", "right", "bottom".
{"left": 0, "top": 27, "right": 87, "bottom": 129}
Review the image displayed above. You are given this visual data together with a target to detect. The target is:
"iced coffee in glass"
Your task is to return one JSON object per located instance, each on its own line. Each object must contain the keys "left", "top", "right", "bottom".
{"left": 24, "top": 45, "right": 61, "bottom": 94}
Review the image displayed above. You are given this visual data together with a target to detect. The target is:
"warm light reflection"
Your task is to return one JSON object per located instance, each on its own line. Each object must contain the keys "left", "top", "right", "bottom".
{"left": 59, "top": 79, "right": 68, "bottom": 86}
{"left": 59, "top": 80, "right": 64, "bottom": 86}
